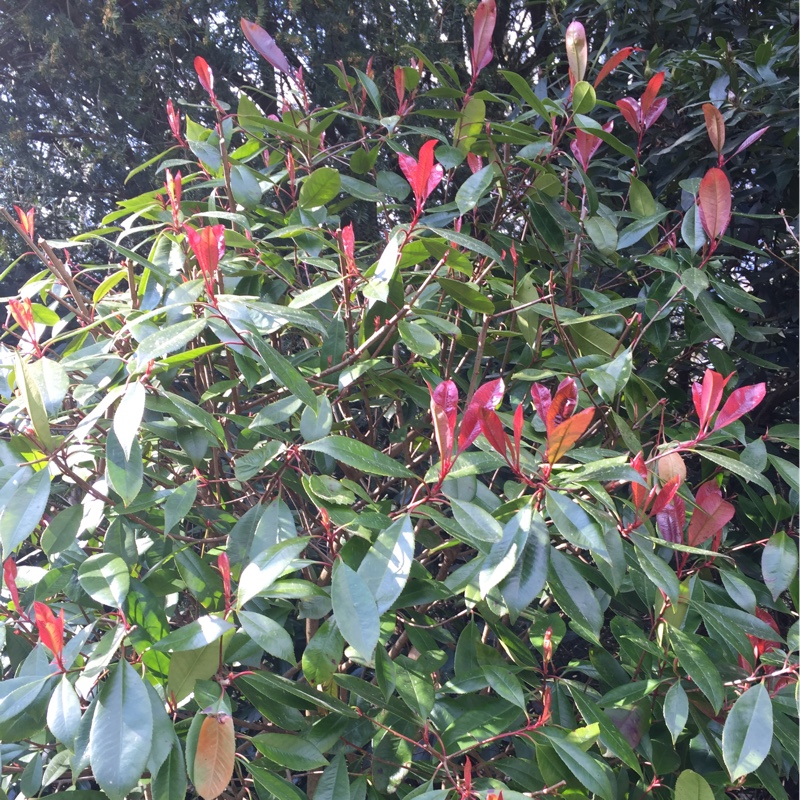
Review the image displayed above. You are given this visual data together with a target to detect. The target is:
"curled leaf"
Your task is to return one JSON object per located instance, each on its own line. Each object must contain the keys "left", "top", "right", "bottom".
{"left": 471, "top": 0, "right": 497, "bottom": 76}
{"left": 194, "top": 57, "right": 215, "bottom": 99}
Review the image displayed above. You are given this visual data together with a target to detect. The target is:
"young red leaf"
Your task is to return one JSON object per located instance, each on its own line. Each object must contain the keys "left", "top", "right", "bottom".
{"left": 615, "top": 98, "right": 641, "bottom": 134}
{"left": 640, "top": 72, "right": 665, "bottom": 118}
{"left": 394, "top": 66, "right": 406, "bottom": 104}
{"left": 570, "top": 122, "right": 611, "bottom": 171}
{"left": 430, "top": 379, "right": 459, "bottom": 471}
{"left": 713, "top": 382, "right": 766, "bottom": 431}
{"left": 630, "top": 452, "right": 649, "bottom": 513}
{"left": 545, "top": 377, "right": 578, "bottom": 436}
{"left": 341, "top": 223, "right": 357, "bottom": 276}
{"left": 692, "top": 369, "right": 732, "bottom": 433}
{"left": 656, "top": 496, "right": 685, "bottom": 544}
{"left": 738, "top": 607, "right": 781, "bottom": 670}
{"left": 530, "top": 383, "right": 552, "bottom": 424}
{"left": 166, "top": 98, "right": 182, "bottom": 142}
{"left": 697, "top": 167, "right": 732, "bottom": 240}
{"left": 241, "top": 19, "right": 293, "bottom": 76}
{"left": 649, "top": 475, "right": 682, "bottom": 517}
{"left": 565, "top": 20, "right": 588, "bottom": 84}
{"left": 702, "top": 103, "right": 726, "bottom": 155}
{"left": 3, "top": 558, "right": 23, "bottom": 618}
{"left": 185, "top": 224, "right": 226, "bottom": 300}
{"left": 13, "top": 206, "right": 34, "bottom": 239}
{"left": 398, "top": 140, "right": 444, "bottom": 214}
{"left": 686, "top": 482, "right": 735, "bottom": 548}
{"left": 458, "top": 378, "right": 505, "bottom": 453}
{"left": 643, "top": 95, "right": 667, "bottom": 130}
{"left": 513, "top": 403, "right": 524, "bottom": 469}
{"left": 33, "top": 601, "right": 65, "bottom": 669}
{"left": 480, "top": 407, "right": 511, "bottom": 461}
{"left": 217, "top": 552, "right": 231, "bottom": 611}
{"left": 466, "top": 152, "right": 483, "bottom": 174}
{"left": 194, "top": 56, "right": 215, "bottom": 99}
{"left": 546, "top": 407, "right": 594, "bottom": 464}
{"left": 194, "top": 713, "right": 236, "bottom": 800}
{"left": 731, "top": 126, "right": 769, "bottom": 160}
{"left": 471, "top": 0, "right": 497, "bottom": 76}
{"left": 593, "top": 46, "right": 639, "bottom": 88}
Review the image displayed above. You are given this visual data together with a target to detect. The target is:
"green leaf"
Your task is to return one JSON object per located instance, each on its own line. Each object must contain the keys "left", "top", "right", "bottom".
{"left": 238, "top": 610, "right": 296, "bottom": 663}
{"left": 47, "top": 676, "right": 82, "bottom": 749}
{"left": 664, "top": 681, "right": 689, "bottom": 744}
{"left": 230, "top": 164, "right": 262, "bottom": 208}
{"left": 89, "top": 659, "right": 153, "bottom": 800}
{"left": 681, "top": 267, "right": 709, "bottom": 300}
{"left": 762, "top": 530, "right": 798, "bottom": 600}
{"left": 632, "top": 533, "right": 680, "bottom": 606}
{"left": 437, "top": 277, "right": 495, "bottom": 314}
{"left": 151, "top": 741, "right": 187, "bottom": 800}
{"left": 315, "top": 753, "right": 350, "bottom": 800}
{"left": 681, "top": 204, "right": 707, "bottom": 253}
{"left": 455, "top": 164, "right": 497, "bottom": 215}
{"left": 0, "top": 466, "right": 51, "bottom": 559}
{"left": 586, "top": 348, "right": 632, "bottom": 401}
{"left": 78, "top": 553, "right": 130, "bottom": 608}
{"left": 669, "top": 627, "right": 724, "bottom": 713}
{"left": 398, "top": 320, "right": 440, "bottom": 357}
{"left": 572, "top": 81, "right": 596, "bottom": 114}
{"left": 106, "top": 427, "right": 143, "bottom": 507}
{"left": 426, "top": 227, "right": 504, "bottom": 264}
{"left": 546, "top": 490, "right": 605, "bottom": 553}
{"left": 483, "top": 664, "right": 526, "bottom": 709}
{"left": 167, "top": 644, "right": 221, "bottom": 704}
{"left": 234, "top": 440, "right": 286, "bottom": 482}
{"left": 695, "top": 290, "right": 735, "bottom": 347}
{"left": 722, "top": 683, "right": 773, "bottom": 780}
{"left": 479, "top": 506, "right": 532, "bottom": 598}
{"left": 617, "top": 212, "right": 670, "bottom": 249}
{"left": 674, "top": 770, "right": 714, "bottom": 800}
{"left": 0, "top": 675, "right": 54, "bottom": 725}
{"left": 694, "top": 448, "right": 775, "bottom": 498}
{"left": 331, "top": 562, "right": 380, "bottom": 663}
{"left": 253, "top": 733, "right": 328, "bottom": 770}
{"left": 15, "top": 354, "right": 54, "bottom": 449}
{"left": 301, "top": 436, "right": 415, "bottom": 479}
{"left": 135, "top": 318, "right": 206, "bottom": 366}
{"left": 237, "top": 538, "right": 308, "bottom": 607}
{"left": 450, "top": 498, "right": 503, "bottom": 551}
{"left": 302, "top": 617, "right": 344, "bottom": 685}
{"left": 113, "top": 381, "right": 145, "bottom": 460}
{"left": 498, "top": 510, "right": 549, "bottom": 621}
{"left": 357, "top": 515, "right": 415, "bottom": 613}
{"left": 540, "top": 730, "right": 614, "bottom": 800}
{"left": 584, "top": 216, "right": 618, "bottom": 256}
{"left": 548, "top": 548, "right": 603, "bottom": 643}
{"left": 164, "top": 479, "right": 199, "bottom": 534}
{"left": 395, "top": 660, "right": 435, "bottom": 718}
{"left": 252, "top": 339, "right": 318, "bottom": 411}
{"left": 298, "top": 167, "right": 341, "bottom": 209}
{"left": 153, "top": 615, "right": 233, "bottom": 652}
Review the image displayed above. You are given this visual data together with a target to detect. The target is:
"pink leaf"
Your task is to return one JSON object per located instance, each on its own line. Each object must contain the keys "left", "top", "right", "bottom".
{"left": 697, "top": 167, "right": 732, "bottom": 240}
{"left": 3, "top": 559, "right": 22, "bottom": 618}
{"left": 430, "top": 380, "right": 459, "bottom": 470}
{"left": 241, "top": 19, "right": 293, "bottom": 76}
{"left": 471, "top": 0, "right": 497, "bottom": 76}
{"left": 513, "top": 403, "right": 524, "bottom": 468}
{"left": 194, "top": 57, "right": 215, "bottom": 98}
{"left": 713, "top": 383, "right": 766, "bottom": 431}
{"left": 458, "top": 378, "right": 505, "bottom": 453}
{"left": 702, "top": 103, "right": 726, "bottom": 155}
{"left": 400, "top": 140, "right": 443, "bottom": 214}
{"left": 480, "top": 407, "right": 511, "bottom": 461}
{"left": 570, "top": 129, "right": 603, "bottom": 171}
{"left": 341, "top": 223, "right": 357, "bottom": 275}
{"left": 692, "top": 369, "right": 732, "bottom": 433}
{"left": 394, "top": 67, "right": 406, "bottom": 104}
{"left": 630, "top": 452, "right": 649, "bottom": 512}
{"left": 656, "top": 496, "right": 685, "bottom": 544}
{"left": 649, "top": 475, "right": 682, "bottom": 517}
{"left": 530, "top": 383, "right": 552, "bottom": 423}
{"left": 565, "top": 21, "right": 588, "bottom": 84}
{"left": 545, "top": 377, "right": 578, "bottom": 436}
{"left": 643, "top": 96, "right": 667, "bottom": 130}
{"left": 546, "top": 407, "right": 594, "bottom": 464}
{"left": 594, "top": 47, "right": 639, "bottom": 88}
{"left": 640, "top": 72, "right": 665, "bottom": 118}
{"left": 687, "top": 482, "right": 735, "bottom": 548}
{"left": 616, "top": 98, "right": 641, "bottom": 134}
{"left": 731, "top": 126, "right": 769, "bottom": 159}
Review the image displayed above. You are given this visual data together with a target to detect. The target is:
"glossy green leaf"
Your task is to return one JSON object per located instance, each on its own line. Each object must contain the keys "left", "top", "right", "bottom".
{"left": 331, "top": 562, "right": 380, "bottom": 663}
{"left": 357, "top": 514, "right": 415, "bottom": 613}
{"left": 237, "top": 537, "right": 308, "bottom": 607}
{"left": 664, "top": 681, "right": 689, "bottom": 744}
{"left": 78, "top": 553, "right": 130, "bottom": 608}
{"left": 298, "top": 167, "right": 341, "bottom": 209}
{"left": 301, "top": 436, "right": 415, "bottom": 478}
{"left": 674, "top": 770, "right": 714, "bottom": 800}
{"left": 762, "top": 530, "right": 798, "bottom": 600}
{"left": 106, "top": 427, "right": 143, "bottom": 506}
{"left": 669, "top": 627, "right": 724, "bottom": 713}
{"left": 722, "top": 682, "right": 773, "bottom": 780}
{"left": 0, "top": 465, "right": 51, "bottom": 559}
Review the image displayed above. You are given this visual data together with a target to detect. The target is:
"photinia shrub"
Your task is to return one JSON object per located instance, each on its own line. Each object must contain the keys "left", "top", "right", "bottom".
{"left": 0, "top": 8, "right": 796, "bottom": 800}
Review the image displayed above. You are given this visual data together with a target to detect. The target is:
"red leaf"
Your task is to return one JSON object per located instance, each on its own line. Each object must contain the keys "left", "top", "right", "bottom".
{"left": 643, "top": 96, "right": 667, "bottom": 130}
{"left": 594, "top": 47, "right": 639, "bottom": 88}
{"left": 471, "top": 0, "right": 497, "bottom": 76}
{"left": 217, "top": 553, "right": 231, "bottom": 609}
{"left": 398, "top": 140, "right": 444, "bottom": 214}
{"left": 697, "top": 167, "right": 732, "bottom": 240}
{"left": 194, "top": 57, "right": 215, "bottom": 99}
{"left": 545, "top": 377, "right": 578, "bottom": 436}
{"left": 185, "top": 224, "right": 226, "bottom": 301}
{"left": 570, "top": 129, "right": 603, "bottom": 171}
{"left": 458, "top": 378, "right": 505, "bottom": 453}
{"left": 616, "top": 98, "right": 641, "bottom": 134}
{"left": 480, "top": 407, "right": 511, "bottom": 461}
{"left": 241, "top": 19, "right": 293, "bottom": 76}
{"left": 3, "top": 558, "right": 22, "bottom": 618}
{"left": 530, "top": 383, "right": 552, "bottom": 424}
{"left": 513, "top": 403, "right": 524, "bottom": 468}
{"left": 640, "top": 72, "right": 665, "bottom": 118}
{"left": 467, "top": 152, "right": 483, "bottom": 174}
{"left": 731, "top": 126, "right": 769, "bottom": 159}
{"left": 341, "top": 223, "right": 357, "bottom": 276}
{"left": 394, "top": 66, "right": 406, "bottom": 104}
{"left": 649, "top": 475, "right": 682, "bottom": 517}
{"left": 687, "top": 482, "right": 735, "bottom": 548}
{"left": 692, "top": 369, "right": 732, "bottom": 433}
{"left": 194, "top": 713, "right": 235, "bottom": 800}
{"left": 13, "top": 206, "right": 34, "bottom": 239}
{"left": 656, "top": 496, "right": 685, "bottom": 544}
{"left": 630, "top": 452, "right": 649, "bottom": 513}
{"left": 166, "top": 98, "right": 182, "bottom": 141}
{"left": 546, "top": 407, "right": 594, "bottom": 464}
{"left": 565, "top": 20, "right": 588, "bottom": 84}
{"left": 702, "top": 103, "right": 726, "bottom": 155}
{"left": 33, "top": 601, "right": 64, "bottom": 668}
{"left": 430, "top": 379, "right": 459, "bottom": 470}
{"left": 713, "top": 382, "right": 766, "bottom": 431}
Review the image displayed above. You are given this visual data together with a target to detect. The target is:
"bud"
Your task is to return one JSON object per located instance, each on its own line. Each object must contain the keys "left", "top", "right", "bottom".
{"left": 565, "top": 21, "right": 588, "bottom": 85}
{"left": 658, "top": 451, "right": 686, "bottom": 484}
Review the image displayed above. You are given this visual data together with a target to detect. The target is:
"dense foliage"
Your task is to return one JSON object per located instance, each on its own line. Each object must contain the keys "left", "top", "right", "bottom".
{"left": 0, "top": 4, "right": 797, "bottom": 800}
